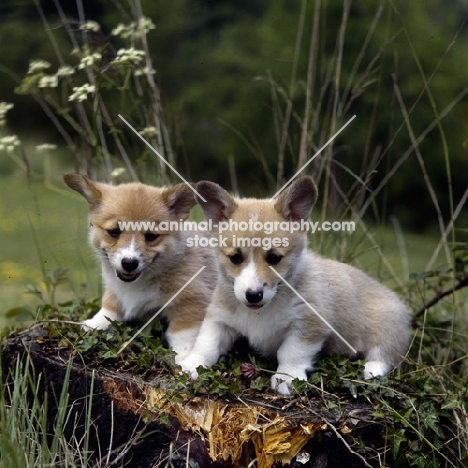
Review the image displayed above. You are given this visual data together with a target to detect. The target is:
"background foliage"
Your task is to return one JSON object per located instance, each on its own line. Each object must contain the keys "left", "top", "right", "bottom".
{"left": 0, "top": 0, "right": 467, "bottom": 231}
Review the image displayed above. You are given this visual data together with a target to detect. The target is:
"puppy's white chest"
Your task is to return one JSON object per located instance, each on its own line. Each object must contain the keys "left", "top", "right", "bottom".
{"left": 121, "top": 286, "right": 161, "bottom": 318}
{"left": 105, "top": 270, "right": 162, "bottom": 319}
{"left": 229, "top": 303, "right": 291, "bottom": 356}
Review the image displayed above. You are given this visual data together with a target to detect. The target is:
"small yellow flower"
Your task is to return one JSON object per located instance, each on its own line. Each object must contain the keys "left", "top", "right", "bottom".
{"left": 0, "top": 218, "right": 15, "bottom": 232}
{"left": 0, "top": 262, "right": 33, "bottom": 282}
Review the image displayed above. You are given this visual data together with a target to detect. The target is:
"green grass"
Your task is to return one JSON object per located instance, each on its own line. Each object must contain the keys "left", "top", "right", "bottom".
{"left": 0, "top": 175, "right": 99, "bottom": 327}
{"left": 0, "top": 354, "right": 98, "bottom": 468}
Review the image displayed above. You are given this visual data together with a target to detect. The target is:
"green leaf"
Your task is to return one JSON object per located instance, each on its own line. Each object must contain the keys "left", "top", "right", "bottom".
{"left": 409, "top": 454, "right": 428, "bottom": 468}
{"left": 99, "top": 350, "right": 119, "bottom": 359}
{"left": 5, "top": 306, "right": 34, "bottom": 321}
{"left": 391, "top": 428, "right": 406, "bottom": 457}
{"left": 250, "top": 376, "right": 268, "bottom": 391}
{"left": 78, "top": 335, "right": 99, "bottom": 352}
{"left": 441, "top": 395, "right": 461, "bottom": 410}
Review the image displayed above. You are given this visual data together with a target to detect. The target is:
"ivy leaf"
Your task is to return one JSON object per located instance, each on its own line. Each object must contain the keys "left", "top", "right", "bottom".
{"left": 441, "top": 395, "right": 461, "bottom": 410}
{"left": 391, "top": 428, "right": 406, "bottom": 457}
{"left": 99, "top": 350, "right": 119, "bottom": 360}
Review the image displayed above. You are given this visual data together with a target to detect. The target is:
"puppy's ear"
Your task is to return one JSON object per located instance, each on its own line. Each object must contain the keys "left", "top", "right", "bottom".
{"left": 63, "top": 173, "right": 103, "bottom": 208}
{"left": 274, "top": 176, "right": 317, "bottom": 221}
{"left": 163, "top": 183, "right": 197, "bottom": 220}
{"left": 195, "top": 181, "right": 237, "bottom": 223}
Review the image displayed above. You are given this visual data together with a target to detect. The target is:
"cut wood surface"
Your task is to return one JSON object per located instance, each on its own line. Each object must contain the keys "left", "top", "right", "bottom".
{"left": 2, "top": 326, "right": 387, "bottom": 467}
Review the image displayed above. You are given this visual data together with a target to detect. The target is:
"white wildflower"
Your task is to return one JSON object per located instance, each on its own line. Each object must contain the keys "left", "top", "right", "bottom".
{"left": 111, "top": 167, "right": 126, "bottom": 177}
{"left": 137, "top": 17, "right": 155, "bottom": 34}
{"left": 112, "top": 17, "right": 155, "bottom": 39}
{"left": 111, "top": 23, "right": 133, "bottom": 38}
{"left": 68, "top": 84, "right": 96, "bottom": 102}
{"left": 38, "top": 75, "right": 58, "bottom": 88}
{"left": 134, "top": 65, "right": 156, "bottom": 77}
{"left": 56, "top": 66, "right": 75, "bottom": 77}
{"left": 78, "top": 52, "right": 102, "bottom": 69}
{"left": 27, "top": 60, "right": 51, "bottom": 74}
{"left": 80, "top": 20, "right": 101, "bottom": 32}
{"left": 112, "top": 48, "right": 145, "bottom": 65}
{"left": 0, "top": 102, "right": 14, "bottom": 120}
{"left": 139, "top": 126, "right": 159, "bottom": 138}
{"left": 0, "top": 135, "right": 21, "bottom": 153}
{"left": 36, "top": 143, "right": 58, "bottom": 153}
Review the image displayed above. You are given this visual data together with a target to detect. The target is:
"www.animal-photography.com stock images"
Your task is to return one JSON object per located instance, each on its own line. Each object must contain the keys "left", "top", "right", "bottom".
{"left": 1, "top": 1, "right": 468, "bottom": 467}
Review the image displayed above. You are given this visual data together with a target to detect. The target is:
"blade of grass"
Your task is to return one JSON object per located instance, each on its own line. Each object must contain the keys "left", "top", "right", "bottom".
{"left": 276, "top": 0, "right": 308, "bottom": 189}
{"left": 297, "top": 0, "right": 321, "bottom": 170}
{"left": 392, "top": 76, "right": 451, "bottom": 265}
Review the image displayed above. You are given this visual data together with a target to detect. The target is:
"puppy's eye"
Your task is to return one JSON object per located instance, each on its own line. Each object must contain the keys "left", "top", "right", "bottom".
{"left": 229, "top": 253, "right": 244, "bottom": 265}
{"left": 144, "top": 232, "right": 160, "bottom": 242}
{"left": 266, "top": 253, "right": 282, "bottom": 265}
{"left": 107, "top": 228, "right": 122, "bottom": 238}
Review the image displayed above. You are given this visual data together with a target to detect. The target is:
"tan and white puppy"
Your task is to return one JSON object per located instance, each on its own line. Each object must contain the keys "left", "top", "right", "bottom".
{"left": 179, "top": 176, "right": 410, "bottom": 394}
{"left": 63, "top": 174, "right": 217, "bottom": 363}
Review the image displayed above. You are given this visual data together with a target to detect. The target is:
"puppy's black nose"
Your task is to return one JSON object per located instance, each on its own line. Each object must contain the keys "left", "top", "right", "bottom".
{"left": 246, "top": 289, "right": 263, "bottom": 304}
{"left": 121, "top": 258, "right": 139, "bottom": 272}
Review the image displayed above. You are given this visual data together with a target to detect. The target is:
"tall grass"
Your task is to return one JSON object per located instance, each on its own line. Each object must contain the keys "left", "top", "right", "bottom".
{"left": 0, "top": 355, "right": 95, "bottom": 467}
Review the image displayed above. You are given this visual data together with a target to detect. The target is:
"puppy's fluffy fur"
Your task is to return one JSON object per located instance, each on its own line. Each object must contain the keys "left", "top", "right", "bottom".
{"left": 179, "top": 177, "right": 410, "bottom": 394}
{"left": 63, "top": 174, "right": 217, "bottom": 362}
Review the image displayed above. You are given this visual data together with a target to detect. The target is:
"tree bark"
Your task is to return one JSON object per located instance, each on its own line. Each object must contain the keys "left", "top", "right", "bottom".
{"left": 2, "top": 326, "right": 388, "bottom": 468}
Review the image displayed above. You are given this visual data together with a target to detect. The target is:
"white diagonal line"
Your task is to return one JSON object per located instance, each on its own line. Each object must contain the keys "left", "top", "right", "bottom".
{"left": 269, "top": 266, "right": 358, "bottom": 354}
{"left": 118, "top": 114, "right": 207, "bottom": 202}
{"left": 117, "top": 265, "right": 206, "bottom": 354}
{"left": 270, "top": 115, "right": 356, "bottom": 201}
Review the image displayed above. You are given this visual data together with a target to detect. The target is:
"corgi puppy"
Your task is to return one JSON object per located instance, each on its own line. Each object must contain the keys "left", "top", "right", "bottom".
{"left": 179, "top": 176, "right": 410, "bottom": 394}
{"left": 63, "top": 174, "right": 217, "bottom": 363}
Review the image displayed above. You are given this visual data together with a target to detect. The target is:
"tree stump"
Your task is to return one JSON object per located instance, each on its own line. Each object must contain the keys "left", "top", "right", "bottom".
{"left": 2, "top": 326, "right": 387, "bottom": 467}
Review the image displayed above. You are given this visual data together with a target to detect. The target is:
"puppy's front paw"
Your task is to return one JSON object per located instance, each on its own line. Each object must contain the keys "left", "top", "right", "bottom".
{"left": 82, "top": 309, "right": 118, "bottom": 331}
{"left": 82, "top": 317, "right": 109, "bottom": 331}
{"left": 271, "top": 373, "right": 294, "bottom": 395}
{"left": 178, "top": 357, "right": 202, "bottom": 381}
{"left": 185, "top": 369, "right": 199, "bottom": 381}
{"left": 363, "top": 361, "right": 391, "bottom": 379}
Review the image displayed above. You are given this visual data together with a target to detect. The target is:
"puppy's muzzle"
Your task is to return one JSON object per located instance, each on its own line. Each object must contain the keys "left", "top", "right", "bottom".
{"left": 117, "top": 257, "right": 141, "bottom": 282}
{"left": 246, "top": 288, "right": 263, "bottom": 305}
{"left": 122, "top": 257, "right": 139, "bottom": 272}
